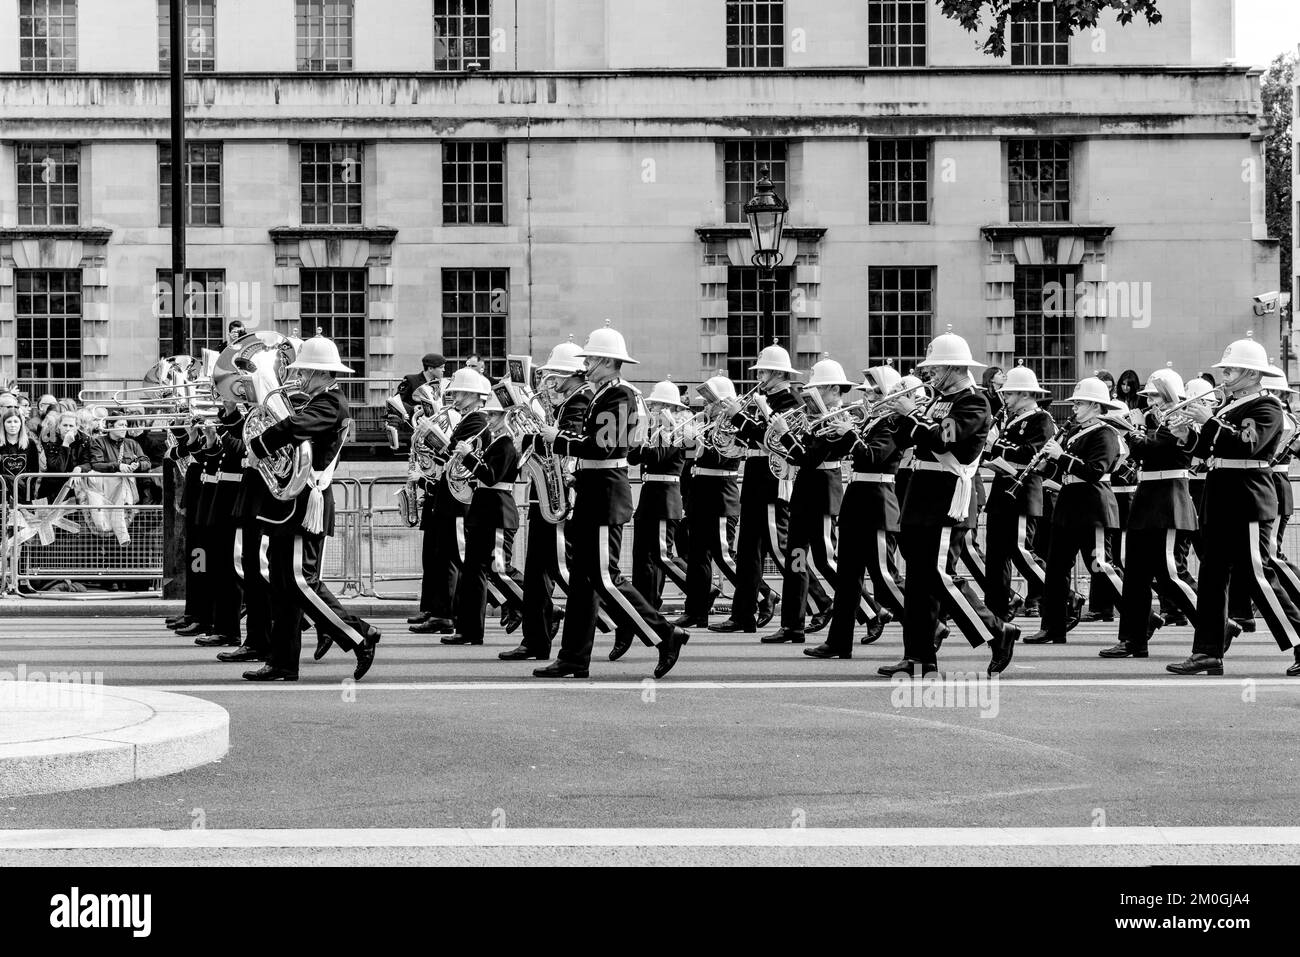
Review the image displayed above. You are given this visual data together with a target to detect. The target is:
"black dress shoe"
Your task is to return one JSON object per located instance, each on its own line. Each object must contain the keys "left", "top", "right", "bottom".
{"left": 353, "top": 630, "right": 381, "bottom": 681}
{"left": 1079, "top": 610, "right": 1114, "bottom": 623}
{"left": 653, "top": 627, "right": 687, "bottom": 679}
{"left": 1064, "top": 594, "right": 1085, "bottom": 632}
{"left": 410, "top": 617, "right": 455, "bottom": 634}
{"left": 1024, "top": 630, "right": 1066, "bottom": 644}
{"left": 1099, "top": 642, "right": 1148, "bottom": 659}
{"left": 988, "top": 623, "right": 1020, "bottom": 676}
{"left": 1006, "top": 594, "right": 1026, "bottom": 620}
{"left": 1022, "top": 599, "right": 1040, "bottom": 617}
{"left": 406, "top": 611, "right": 433, "bottom": 625}
{"left": 1163, "top": 612, "right": 1189, "bottom": 627}
{"left": 804, "top": 642, "right": 850, "bottom": 660}
{"left": 175, "top": 622, "right": 209, "bottom": 637}
{"left": 933, "top": 625, "right": 949, "bottom": 651}
{"left": 1147, "top": 612, "right": 1166, "bottom": 642}
{"left": 533, "top": 660, "right": 589, "bottom": 679}
{"left": 1287, "top": 657, "right": 1300, "bottom": 677}
{"left": 709, "top": 618, "right": 756, "bottom": 634}
{"left": 673, "top": 614, "right": 708, "bottom": 628}
{"left": 441, "top": 634, "right": 483, "bottom": 645}
{"left": 165, "top": 616, "right": 193, "bottom": 630}
{"left": 502, "top": 608, "right": 524, "bottom": 634}
{"left": 876, "top": 658, "right": 938, "bottom": 677}
{"left": 1234, "top": 618, "right": 1256, "bottom": 633}
{"left": 195, "top": 633, "right": 240, "bottom": 647}
{"left": 807, "top": 611, "right": 832, "bottom": 634}
{"left": 760, "top": 628, "right": 805, "bottom": 644}
{"left": 861, "top": 608, "right": 892, "bottom": 645}
{"left": 499, "top": 645, "right": 548, "bottom": 661}
{"left": 609, "top": 634, "right": 633, "bottom": 661}
{"left": 1166, "top": 654, "right": 1223, "bottom": 676}
{"left": 218, "top": 645, "right": 267, "bottom": 663}
{"left": 1224, "top": 618, "right": 1242, "bottom": 654}
{"left": 756, "top": 594, "right": 779, "bottom": 629}
{"left": 243, "top": 665, "right": 298, "bottom": 682}
{"left": 314, "top": 633, "right": 333, "bottom": 661}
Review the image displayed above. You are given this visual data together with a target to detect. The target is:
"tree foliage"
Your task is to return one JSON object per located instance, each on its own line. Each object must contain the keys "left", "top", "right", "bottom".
{"left": 937, "top": 0, "right": 1163, "bottom": 59}
{"left": 1262, "top": 51, "right": 1295, "bottom": 299}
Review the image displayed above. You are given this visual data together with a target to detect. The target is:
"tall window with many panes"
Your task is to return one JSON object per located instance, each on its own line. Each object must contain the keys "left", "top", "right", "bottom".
{"left": 300, "top": 143, "right": 363, "bottom": 225}
{"left": 441, "top": 269, "right": 509, "bottom": 380}
{"left": 434, "top": 0, "right": 491, "bottom": 71}
{"left": 156, "top": 269, "right": 227, "bottom": 357}
{"left": 1009, "top": 139, "right": 1070, "bottom": 223}
{"left": 159, "top": 142, "right": 223, "bottom": 227}
{"left": 442, "top": 141, "right": 505, "bottom": 225}
{"left": 15, "top": 270, "right": 82, "bottom": 398}
{"left": 867, "top": 266, "right": 933, "bottom": 373}
{"left": 1014, "top": 265, "right": 1076, "bottom": 396}
{"left": 724, "top": 140, "right": 788, "bottom": 225}
{"left": 300, "top": 269, "right": 367, "bottom": 400}
{"left": 726, "top": 267, "right": 792, "bottom": 390}
{"left": 158, "top": 0, "right": 216, "bottom": 72}
{"left": 17, "top": 143, "right": 79, "bottom": 226}
{"left": 296, "top": 0, "right": 353, "bottom": 72}
{"left": 726, "top": 0, "right": 783, "bottom": 68}
{"left": 1011, "top": 0, "right": 1070, "bottom": 66}
{"left": 869, "top": 139, "right": 928, "bottom": 224}
{"left": 867, "top": 0, "right": 926, "bottom": 67}
{"left": 19, "top": 0, "right": 77, "bottom": 72}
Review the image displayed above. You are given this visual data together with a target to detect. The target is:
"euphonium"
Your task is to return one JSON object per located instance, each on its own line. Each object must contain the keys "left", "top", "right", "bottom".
{"left": 706, "top": 384, "right": 762, "bottom": 454}
{"left": 446, "top": 420, "right": 493, "bottom": 505}
{"left": 764, "top": 408, "right": 809, "bottom": 481}
{"left": 506, "top": 401, "right": 570, "bottom": 525}
{"left": 230, "top": 333, "right": 313, "bottom": 502}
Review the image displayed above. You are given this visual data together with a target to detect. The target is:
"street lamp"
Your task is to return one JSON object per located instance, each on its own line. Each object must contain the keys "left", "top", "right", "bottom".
{"left": 743, "top": 166, "right": 790, "bottom": 370}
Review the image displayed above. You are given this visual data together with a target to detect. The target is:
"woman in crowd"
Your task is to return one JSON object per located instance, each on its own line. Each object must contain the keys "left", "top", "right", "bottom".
{"left": 0, "top": 407, "right": 43, "bottom": 504}
{"left": 41, "top": 410, "right": 87, "bottom": 500}
{"left": 1116, "top": 369, "right": 1146, "bottom": 413}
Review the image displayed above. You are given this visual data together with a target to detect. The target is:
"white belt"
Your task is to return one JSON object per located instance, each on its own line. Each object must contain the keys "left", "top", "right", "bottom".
{"left": 217, "top": 471, "right": 243, "bottom": 483}
{"left": 201, "top": 474, "right": 217, "bottom": 484}
{"left": 693, "top": 468, "right": 737, "bottom": 478}
{"left": 817, "top": 462, "right": 841, "bottom": 471}
{"left": 851, "top": 472, "right": 894, "bottom": 484}
{"left": 1063, "top": 474, "right": 1110, "bottom": 485}
{"left": 911, "top": 461, "right": 966, "bottom": 474}
{"left": 643, "top": 474, "right": 681, "bottom": 483}
{"left": 482, "top": 482, "right": 514, "bottom": 492}
{"left": 578, "top": 458, "right": 628, "bottom": 470}
{"left": 1138, "top": 469, "right": 1190, "bottom": 482}
{"left": 1207, "top": 458, "right": 1270, "bottom": 471}
{"left": 1273, "top": 464, "right": 1290, "bottom": 474}
{"left": 745, "top": 449, "right": 768, "bottom": 458}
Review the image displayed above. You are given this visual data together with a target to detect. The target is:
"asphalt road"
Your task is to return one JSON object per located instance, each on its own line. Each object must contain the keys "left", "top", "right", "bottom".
{"left": 3, "top": 614, "right": 1299, "bottom": 865}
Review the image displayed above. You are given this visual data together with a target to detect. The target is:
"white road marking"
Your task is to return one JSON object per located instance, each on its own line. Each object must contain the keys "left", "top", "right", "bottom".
{"left": 3, "top": 827, "right": 1300, "bottom": 849}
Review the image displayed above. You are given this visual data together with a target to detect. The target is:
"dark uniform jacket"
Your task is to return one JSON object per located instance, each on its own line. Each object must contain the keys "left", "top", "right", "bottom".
{"left": 895, "top": 386, "right": 990, "bottom": 529}
{"left": 1051, "top": 421, "right": 1121, "bottom": 530}
{"left": 462, "top": 430, "right": 520, "bottom": 531}
{"left": 552, "top": 378, "right": 639, "bottom": 526}
{"left": 1271, "top": 408, "right": 1297, "bottom": 520}
{"left": 733, "top": 386, "right": 801, "bottom": 496}
{"left": 984, "top": 406, "right": 1055, "bottom": 517}
{"left": 827, "top": 411, "right": 903, "bottom": 531}
{"left": 422, "top": 409, "right": 489, "bottom": 527}
{"left": 629, "top": 440, "right": 686, "bottom": 521}
{"left": 249, "top": 385, "right": 350, "bottom": 536}
{"left": 776, "top": 416, "right": 845, "bottom": 520}
{"left": 396, "top": 371, "right": 437, "bottom": 417}
{"left": 1126, "top": 411, "right": 1197, "bottom": 531}
{"left": 1188, "top": 390, "right": 1282, "bottom": 527}
{"left": 521, "top": 384, "right": 591, "bottom": 506}
{"left": 200, "top": 409, "right": 247, "bottom": 527}
{"left": 687, "top": 443, "right": 742, "bottom": 518}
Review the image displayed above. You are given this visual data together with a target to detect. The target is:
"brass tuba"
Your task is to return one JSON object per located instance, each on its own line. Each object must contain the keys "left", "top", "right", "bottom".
{"left": 217, "top": 332, "right": 313, "bottom": 502}
{"left": 398, "top": 404, "right": 461, "bottom": 527}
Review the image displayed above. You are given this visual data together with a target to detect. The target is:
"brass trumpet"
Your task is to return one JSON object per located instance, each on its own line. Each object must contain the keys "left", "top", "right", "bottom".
{"left": 807, "top": 400, "right": 867, "bottom": 437}
{"left": 1156, "top": 385, "right": 1226, "bottom": 428}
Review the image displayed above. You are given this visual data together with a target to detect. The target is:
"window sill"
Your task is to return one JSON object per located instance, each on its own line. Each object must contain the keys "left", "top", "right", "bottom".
{"left": 268, "top": 226, "right": 398, "bottom": 242}
{"left": 0, "top": 226, "right": 113, "bottom": 243}
{"left": 980, "top": 224, "right": 1114, "bottom": 241}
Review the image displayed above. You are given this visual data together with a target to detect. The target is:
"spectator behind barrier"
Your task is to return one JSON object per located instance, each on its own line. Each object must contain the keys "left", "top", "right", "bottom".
{"left": 387, "top": 351, "right": 446, "bottom": 449}
{"left": 88, "top": 416, "right": 146, "bottom": 477}
{"left": 41, "top": 411, "right": 87, "bottom": 501}
{"left": 0, "top": 408, "right": 42, "bottom": 504}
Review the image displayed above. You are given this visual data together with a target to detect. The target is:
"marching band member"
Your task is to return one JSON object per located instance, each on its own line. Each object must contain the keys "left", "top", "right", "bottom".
{"left": 804, "top": 364, "right": 910, "bottom": 658}
{"left": 1101, "top": 368, "right": 1200, "bottom": 659}
{"left": 243, "top": 336, "right": 382, "bottom": 682}
{"left": 166, "top": 421, "right": 215, "bottom": 638}
{"left": 621, "top": 379, "right": 691, "bottom": 640}
{"left": 217, "top": 406, "right": 273, "bottom": 665}
{"left": 879, "top": 330, "right": 1018, "bottom": 676}
{"left": 1261, "top": 373, "right": 1300, "bottom": 605}
{"left": 709, "top": 344, "right": 801, "bottom": 634}
{"left": 532, "top": 324, "right": 688, "bottom": 679}
{"left": 1167, "top": 334, "right": 1300, "bottom": 676}
{"left": 500, "top": 339, "right": 592, "bottom": 661}
{"left": 676, "top": 375, "right": 743, "bottom": 628}
{"left": 410, "top": 367, "right": 491, "bottom": 635}
{"left": 981, "top": 363, "right": 1055, "bottom": 623}
{"left": 764, "top": 357, "right": 877, "bottom": 644}
{"left": 1081, "top": 400, "right": 1139, "bottom": 625}
{"left": 1026, "top": 376, "right": 1126, "bottom": 645}
{"left": 445, "top": 391, "right": 527, "bottom": 645}
{"left": 193, "top": 403, "right": 247, "bottom": 649}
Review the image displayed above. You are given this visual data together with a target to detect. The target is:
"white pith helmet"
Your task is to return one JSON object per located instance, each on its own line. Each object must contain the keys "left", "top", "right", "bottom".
{"left": 917, "top": 326, "right": 986, "bottom": 369}
{"left": 287, "top": 336, "right": 352, "bottom": 373}
{"left": 647, "top": 379, "right": 685, "bottom": 408}
{"left": 1262, "top": 373, "right": 1296, "bottom": 394}
{"left": 577, "top": 321, "right": 638, "bottom": 364}
{"left": 999, "top": 363, "right": 1048, "bottom": 395}
{"left": 750, "top": 342, "right": 797, "bottom": 375}
{"left": 863, "top": 365, "right": 901, "bottom": 395}
{"left": 804, "top": 357, "right": 854, "bottom": 390}
{"left": 898, "top": 374, "right": 926, "bottom": 395}
{"left": 1184, "top": 377, "right": 1221, "bottom": 405}
{"left": 702, "top": 374, "right": 737, "bottom": 403}
{"left": 444, "top": 368, "right": 493, "bottom": 397}
{"left": 1142, "top": 367, "right": 1186, "bottom": 400}
{"left": 1070, "top": 376, "right": 1123, "bottom": 409}
{"left": 1213, "top": 332, "right": 1272, "bottom": 373}
{"left": 540, "top": 337, "right": 587, "bottom": 375}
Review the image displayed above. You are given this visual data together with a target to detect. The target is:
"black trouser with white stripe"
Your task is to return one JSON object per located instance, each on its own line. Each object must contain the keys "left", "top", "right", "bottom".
{"left": 1041, "top": 525, "right": 1124, "bottom": 636}
{"left": 1118, "top": 529, "right": 1199, "bottom": 648}
{"left": 1193, "top": 519, "right": 1300, "bottom": 657}
{"left": 521, "top": 504, "right": 565, "bottom": 655}
{"left": 731, "top": 491, "right": 791, "bottom": 626}
{"left": 206, "top": 521, "right": 242, "bottom": 641}
{"left": 630, "top": 511, "right": 689, "bottom": 614}
{"left": 684, "top": 511, "right": 753, "bottom": 619}
{"left": 901, "top": 525, "right": 1005, "bottom": 664}
{"left": 267, "top": 531, "right": 374, "bottom": 676}
{"left": 781, "top": 513, "right": 873, "bottom": 632}
{"left": 946, "top": 527, "right": 988, "bottom": 594}
{"left": 235, "top": 524, "right": 272, "bottom": 654}
{"left": 421, "top": 509, "right": 464, "bottom": 619}
{"left": 456, "top": 522, "right": 526, "bottom": 642}
{"left": 557, "top": 520, "right": 672, "bottom": 668}
{"left": 827, "top": 529, "right": 904, "bottom": 650}
{"left": 984, "top": 512, "right": 1045, "bottom": 620}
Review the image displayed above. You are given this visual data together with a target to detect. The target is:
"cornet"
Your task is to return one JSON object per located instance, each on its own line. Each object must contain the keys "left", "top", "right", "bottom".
{"left": 807, "top": 400, "right": 867, "bottom": 437}
{"left": 1156, "top": 386, "right": 1226, "bottom": 429}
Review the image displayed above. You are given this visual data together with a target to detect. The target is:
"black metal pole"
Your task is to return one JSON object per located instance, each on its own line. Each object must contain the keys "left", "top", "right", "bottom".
{"left": 162, "top": 0, "right": 187, "bottom": 600}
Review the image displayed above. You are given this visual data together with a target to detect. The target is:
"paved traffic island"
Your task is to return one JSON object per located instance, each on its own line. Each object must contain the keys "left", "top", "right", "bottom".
{"left": 0, "top": 681, "right": 228, "bottom": 797}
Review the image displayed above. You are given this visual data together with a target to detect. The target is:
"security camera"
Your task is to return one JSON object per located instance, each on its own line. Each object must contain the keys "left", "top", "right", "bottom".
{"left": 1253, "top": 291, "right": 1281, "bottom": 316}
